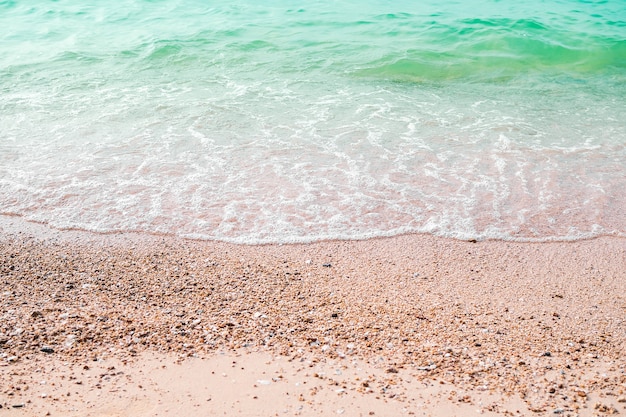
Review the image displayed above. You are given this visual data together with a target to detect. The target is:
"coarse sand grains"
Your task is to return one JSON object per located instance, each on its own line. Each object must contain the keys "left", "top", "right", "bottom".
{"left": 1, "top": 216, "right": 625, "bottom": 416}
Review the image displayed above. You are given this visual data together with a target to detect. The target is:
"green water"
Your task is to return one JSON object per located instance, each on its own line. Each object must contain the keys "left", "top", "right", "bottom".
{"left": 0, "top": 0, "right": 625, "bottom": 243}
{"left": 3, "top": 1, "right": 624, "bottom": 81}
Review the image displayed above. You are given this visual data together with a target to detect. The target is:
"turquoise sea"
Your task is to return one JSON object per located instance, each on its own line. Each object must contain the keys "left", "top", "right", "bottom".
{"left": 1, "top": 0, "right": 625, "bottom": 243}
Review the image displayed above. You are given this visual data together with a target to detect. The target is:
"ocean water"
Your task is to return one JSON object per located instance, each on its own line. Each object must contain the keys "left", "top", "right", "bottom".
{"left": 1, "top": 0, "right": 625, "bottom": 244}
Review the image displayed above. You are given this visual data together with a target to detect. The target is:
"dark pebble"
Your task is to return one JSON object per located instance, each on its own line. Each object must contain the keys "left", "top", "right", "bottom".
{"left": 322, "top": 263, "right": 332, "bottom": 267}
{"left": 40, "top": 346, "right": 55, "bottom": 354}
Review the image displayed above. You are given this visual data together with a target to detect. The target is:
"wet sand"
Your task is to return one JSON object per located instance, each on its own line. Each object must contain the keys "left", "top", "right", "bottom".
{"left": 1, "top": 215, "right": 625, "bottom": 416}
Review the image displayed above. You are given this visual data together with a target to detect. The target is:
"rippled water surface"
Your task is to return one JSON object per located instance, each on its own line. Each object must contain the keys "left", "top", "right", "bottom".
{"left": 1, "top": 0, "right": 625, "bottom": 243}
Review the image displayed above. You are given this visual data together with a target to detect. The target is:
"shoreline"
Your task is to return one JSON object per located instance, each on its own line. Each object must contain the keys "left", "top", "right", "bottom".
{"left": 1, "top": 216, "right": 625, "bottom": 416}
{"left": 1, "top": 213, "right": 622, "bottom": 246}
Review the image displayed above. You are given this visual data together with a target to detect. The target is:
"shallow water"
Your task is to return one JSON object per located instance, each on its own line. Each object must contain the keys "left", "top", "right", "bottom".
{"left": 1, "top": 0, "right": 625, "bottom": 243}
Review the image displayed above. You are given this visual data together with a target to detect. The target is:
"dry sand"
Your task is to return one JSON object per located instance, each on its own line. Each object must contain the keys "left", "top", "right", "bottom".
{"left": 1, "top": 215, "right": 625, "bottom": 416}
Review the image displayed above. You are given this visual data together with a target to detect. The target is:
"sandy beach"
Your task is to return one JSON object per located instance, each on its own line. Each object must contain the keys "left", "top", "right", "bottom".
{"left": 1, "top": 215, "right": 625, "bottom": 416}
